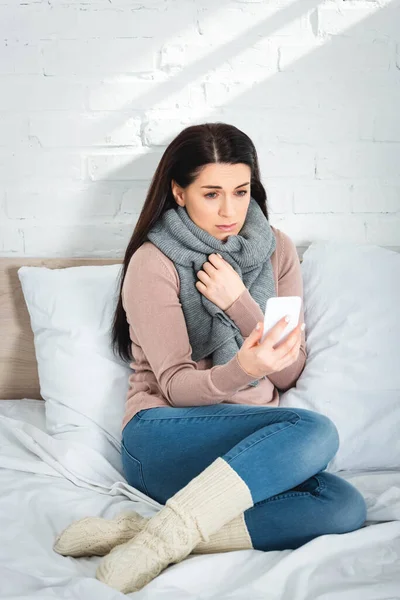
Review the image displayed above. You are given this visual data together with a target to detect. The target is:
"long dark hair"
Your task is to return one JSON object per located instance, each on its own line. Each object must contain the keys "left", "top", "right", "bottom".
{"left": 111, "top": 122, "right": 271, "bottom": 363}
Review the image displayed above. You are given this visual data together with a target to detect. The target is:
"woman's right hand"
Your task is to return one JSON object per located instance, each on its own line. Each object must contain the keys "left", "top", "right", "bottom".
{"left": 237, "top": 317, "right": 305, "bottom": 379}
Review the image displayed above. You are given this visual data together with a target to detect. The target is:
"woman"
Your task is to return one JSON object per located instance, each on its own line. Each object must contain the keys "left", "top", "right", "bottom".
{"left": 54, "top": 123, "right": 367, "bottom": 594}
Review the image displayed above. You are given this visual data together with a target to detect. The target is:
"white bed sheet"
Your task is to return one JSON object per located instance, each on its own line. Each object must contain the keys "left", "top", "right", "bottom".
{"left": 0, "top": 398, "right": 399, "bottom": 600}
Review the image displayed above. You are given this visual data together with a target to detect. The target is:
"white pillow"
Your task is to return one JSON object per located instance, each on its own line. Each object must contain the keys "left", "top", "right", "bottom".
{"left": 280, "top": 241, "right": 400, "bottom": 472}
{"left": 18, "top": 264, "right": 131, "bottom": 471}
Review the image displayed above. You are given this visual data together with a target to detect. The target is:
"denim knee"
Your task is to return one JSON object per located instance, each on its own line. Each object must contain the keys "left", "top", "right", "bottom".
{"left": 327, "top": 477, "right": 367, "bottom": 534}
{"left": 317, "top": 412, "right": 340, "bottom": 455}
{"left": 298, "top": 410, "right": 340, "bottom": 472}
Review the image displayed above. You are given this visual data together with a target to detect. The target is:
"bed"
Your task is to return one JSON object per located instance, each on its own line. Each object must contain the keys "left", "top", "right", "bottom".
{"left": 1, "top": 255, "right": 400, "bottom": 599}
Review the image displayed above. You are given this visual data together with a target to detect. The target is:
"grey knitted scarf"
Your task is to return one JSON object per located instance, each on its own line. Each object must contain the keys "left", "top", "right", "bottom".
{"left": 147, "top": 196, "right": 277, "bottom": 387}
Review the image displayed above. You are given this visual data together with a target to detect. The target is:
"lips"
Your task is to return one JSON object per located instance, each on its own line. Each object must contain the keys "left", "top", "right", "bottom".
{"left": 217, "top": 223, "right": 236, "bottom": 229}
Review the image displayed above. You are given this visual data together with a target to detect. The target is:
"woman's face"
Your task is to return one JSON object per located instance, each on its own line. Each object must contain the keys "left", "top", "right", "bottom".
{"left": 171, "top": 163, "right": 252, "bottom": 243}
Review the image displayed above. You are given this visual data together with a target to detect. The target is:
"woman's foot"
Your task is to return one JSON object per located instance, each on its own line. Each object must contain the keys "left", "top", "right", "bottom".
{"left": 96, "top": 501, "right": 201, "bottom": 594}
{"left": 95, "top": 512, "right": 253, "bottom": 593}
{"left": 95, "top": 458, "right": 254, "bottom": 593}
{"left": 53, "top": 508, "right": 252, "bottom": 559}
{"left": 53, "top": 511, "right": 147, "bottom": 557}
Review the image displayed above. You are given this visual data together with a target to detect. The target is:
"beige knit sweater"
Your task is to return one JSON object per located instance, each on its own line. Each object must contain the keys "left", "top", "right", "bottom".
{"left": 121, "top": 225, "right": 307, "bottom": 432}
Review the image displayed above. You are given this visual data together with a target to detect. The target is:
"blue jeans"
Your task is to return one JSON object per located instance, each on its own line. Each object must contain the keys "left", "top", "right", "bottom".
{"left": 121, "top": 404, "right": 367, "bottom": 551}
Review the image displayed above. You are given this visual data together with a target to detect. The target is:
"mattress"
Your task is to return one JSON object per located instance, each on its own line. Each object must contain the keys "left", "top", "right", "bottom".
{"left": 1, "top": 399, "right": 400, "bottom": 599}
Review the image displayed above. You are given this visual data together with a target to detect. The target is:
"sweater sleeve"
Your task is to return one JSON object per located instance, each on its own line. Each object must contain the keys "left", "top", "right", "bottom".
{"left": 266, "top": 231, "right": 307, "bottom": 392}
{"left": 122, "top": 244, "right": 259, "bottom": 408}
{"left": 224, "top": 230, "right": 307, "bottom": 392}
{"left": 224, "top": 287, "right": 264, "bottom": 337}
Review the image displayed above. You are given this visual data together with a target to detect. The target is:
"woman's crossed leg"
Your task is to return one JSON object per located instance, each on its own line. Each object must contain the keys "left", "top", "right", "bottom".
{"left": 122, "top": 403, "right": 367, "bottom": 551}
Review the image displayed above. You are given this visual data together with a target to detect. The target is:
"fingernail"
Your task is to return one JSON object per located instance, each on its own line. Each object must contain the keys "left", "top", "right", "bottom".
{"left": 285, "top": 315, "right": 290, "bottom": 323}
{"left": 300, "top": 323, "right": 305, "bottom": 331}
{"left": 255, "top": 322, "right": 261, "bottom": 330}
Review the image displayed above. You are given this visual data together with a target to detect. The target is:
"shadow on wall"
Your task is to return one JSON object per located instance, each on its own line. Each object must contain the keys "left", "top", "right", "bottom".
{"left": 7, "top": 0, "right": 400, "bottom": 256}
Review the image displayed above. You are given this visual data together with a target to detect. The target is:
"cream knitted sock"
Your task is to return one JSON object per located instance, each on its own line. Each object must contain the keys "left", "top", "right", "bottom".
{"left": 53, "top": 510, "right": 253, "bottom": 558}
{"left": 53, "top": 511, "right": 147, "bottom": 557}
{"left": 192, "top": 512, "right": 253, "bottom": 554}
{"left": 95, "top": 457, "right": 254, "bottom": 594}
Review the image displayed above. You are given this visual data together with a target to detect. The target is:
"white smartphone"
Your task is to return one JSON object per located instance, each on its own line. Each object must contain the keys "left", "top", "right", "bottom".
{"left": 260, "top": 296, "right": 302, "bottom": 345}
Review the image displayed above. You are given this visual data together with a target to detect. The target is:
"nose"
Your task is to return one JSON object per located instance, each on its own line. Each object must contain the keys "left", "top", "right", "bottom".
{"left": 218, "top": 198, "right": 236, "bottom": 219}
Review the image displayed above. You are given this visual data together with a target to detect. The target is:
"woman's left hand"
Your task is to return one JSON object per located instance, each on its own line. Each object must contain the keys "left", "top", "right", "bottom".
{"left": 195, "top": 253, "right": 246, "bottom": 311}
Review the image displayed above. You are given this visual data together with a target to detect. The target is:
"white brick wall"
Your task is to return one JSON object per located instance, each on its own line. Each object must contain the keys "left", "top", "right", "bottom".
{"left": 0, "top": 0, "right": 399, "bottom": 257}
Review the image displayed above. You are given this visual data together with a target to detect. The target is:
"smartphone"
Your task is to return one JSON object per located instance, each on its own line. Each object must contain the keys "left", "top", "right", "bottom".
{"left": 260, "top": 296, "right": 302, "bottom": 345}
